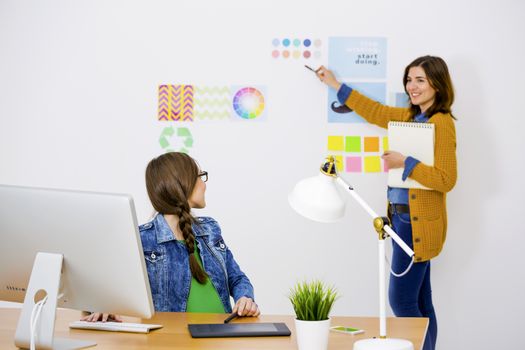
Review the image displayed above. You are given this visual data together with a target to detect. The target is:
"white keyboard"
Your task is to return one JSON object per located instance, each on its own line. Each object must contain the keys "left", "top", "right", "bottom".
{"left": 69, "top": 321, "right": 163, "bottom": 333}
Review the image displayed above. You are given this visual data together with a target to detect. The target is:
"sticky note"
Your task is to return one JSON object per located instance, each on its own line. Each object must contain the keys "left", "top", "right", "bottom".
{"left": 383, "top": 159, "right": 389, "bottom": 172}
{"left": 364, "top": 156, "right": 381, "bottom": 173}
{"left": 327, "top": 136, "right": 344, "bottom": 151}
{"left": 364, "top": 137, "right": 380, "bottom": 152}
{"left": 383, "top": 137, "right": 389, "bottom": 152}
{"left": 332, "top": 155, "right": 343, "bottom": 172}
{"left": 345, "top": 136, "right": 361, "bottom": 152}
{"left": 346, "top": 157, "right": 362, "bottom": 172}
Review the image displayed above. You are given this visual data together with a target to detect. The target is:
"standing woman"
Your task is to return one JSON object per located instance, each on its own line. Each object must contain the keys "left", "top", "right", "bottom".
{"left": 317, "top": 56, "right": 457, "bottom": 350}
{"left": 140, "top": 152, "right": 259, "bottom": 316}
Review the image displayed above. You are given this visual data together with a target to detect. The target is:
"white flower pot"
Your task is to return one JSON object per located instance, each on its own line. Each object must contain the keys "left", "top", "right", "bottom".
{"left": 294, "top": 318, "right": 331, "bottom": 350}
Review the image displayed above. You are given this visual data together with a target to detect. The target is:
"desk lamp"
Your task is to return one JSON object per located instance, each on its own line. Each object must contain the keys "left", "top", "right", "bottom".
{"left": 288, "top": 156, "right": 415, "bottom": 350}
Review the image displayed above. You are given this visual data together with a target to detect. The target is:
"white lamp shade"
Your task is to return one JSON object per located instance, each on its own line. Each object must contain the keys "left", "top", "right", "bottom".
{"left": 288, "top": 173, "right": 346, "bottom": 223}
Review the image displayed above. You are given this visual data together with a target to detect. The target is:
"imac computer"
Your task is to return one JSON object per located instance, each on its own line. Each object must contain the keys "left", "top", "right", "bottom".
{"left": 0, "top": 184, "right": 154, "bottom": 349}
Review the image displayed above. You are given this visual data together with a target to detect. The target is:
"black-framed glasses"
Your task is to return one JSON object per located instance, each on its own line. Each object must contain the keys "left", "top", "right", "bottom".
{"left": 198, "top": 171, "right": 208, "bottom": 183}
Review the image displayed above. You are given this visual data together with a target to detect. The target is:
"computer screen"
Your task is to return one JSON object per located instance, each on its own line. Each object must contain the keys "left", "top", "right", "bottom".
{"left": 0, "top": 184, "right": 154, "bottom": 318}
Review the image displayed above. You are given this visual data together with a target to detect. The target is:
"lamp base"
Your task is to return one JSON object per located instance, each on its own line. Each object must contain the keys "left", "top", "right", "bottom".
{"left": 354, "top": 338, "right": 414, "bottom": 350}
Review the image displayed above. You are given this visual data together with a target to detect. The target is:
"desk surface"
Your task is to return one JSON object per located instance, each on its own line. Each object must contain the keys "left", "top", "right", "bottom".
{"left": 0, "top": 308, "right": 427, "bottom": 349}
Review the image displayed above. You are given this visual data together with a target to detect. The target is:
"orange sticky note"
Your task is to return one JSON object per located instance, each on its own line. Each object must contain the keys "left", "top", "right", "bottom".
{"left": 364, "top": 137, "right": 380, "bottom": 152}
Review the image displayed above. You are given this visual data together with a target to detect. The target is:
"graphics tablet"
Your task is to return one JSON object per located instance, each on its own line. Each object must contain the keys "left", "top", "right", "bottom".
{"left": 188, "top": 323, "right": 291, "bottom": 338}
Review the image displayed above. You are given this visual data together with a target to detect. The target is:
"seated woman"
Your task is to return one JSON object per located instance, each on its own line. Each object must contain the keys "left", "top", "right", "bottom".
{"left": 83, "top": 152, "right": 259, "bottom": 321}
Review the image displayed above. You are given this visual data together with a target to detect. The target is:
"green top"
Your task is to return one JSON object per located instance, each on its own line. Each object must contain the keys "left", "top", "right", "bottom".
{"left": 179, "top": 240, "right": 226, "bottom": 313}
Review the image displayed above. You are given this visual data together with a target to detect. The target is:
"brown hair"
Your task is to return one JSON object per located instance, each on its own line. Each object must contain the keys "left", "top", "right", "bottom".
{"left": 145, "top": 152, "right": 208, "bottom": 284}
{"left": 403, "top": 55, "right": 456, "bottom": 120}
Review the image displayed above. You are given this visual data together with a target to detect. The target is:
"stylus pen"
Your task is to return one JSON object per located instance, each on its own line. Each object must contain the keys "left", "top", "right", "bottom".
{"left": 305, "top": 64, "right": 321, "bottom": 73}
{"left": 224, "top": 312, "right": 238, "bottom": 324}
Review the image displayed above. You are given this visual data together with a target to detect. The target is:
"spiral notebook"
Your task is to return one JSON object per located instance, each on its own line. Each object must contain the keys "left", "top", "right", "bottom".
{"left": 387, "top": 121, "right": 435, "bottom": 190}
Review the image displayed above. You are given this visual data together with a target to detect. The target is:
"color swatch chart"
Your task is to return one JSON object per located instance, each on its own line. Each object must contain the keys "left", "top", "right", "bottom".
{"left": 271, "top": 38, "right": 321, "bottom": 59}
{"left": 327, "top": 135, "right": 389, "bottom": 173}
{"left": 158, "top": 85, "right": 266, "bottom": 122}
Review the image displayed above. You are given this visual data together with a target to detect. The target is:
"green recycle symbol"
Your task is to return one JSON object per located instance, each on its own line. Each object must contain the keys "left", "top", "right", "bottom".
{"left": 159, "top": 126, "right": 193, "bottom": 154}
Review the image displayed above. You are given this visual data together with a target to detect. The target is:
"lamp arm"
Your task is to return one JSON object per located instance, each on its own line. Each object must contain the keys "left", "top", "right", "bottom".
{"left": 334, "top": 177, "right": 415, "bottom": 258}
{"left": 383, "top": 225, "right": 414, "bottom": 258}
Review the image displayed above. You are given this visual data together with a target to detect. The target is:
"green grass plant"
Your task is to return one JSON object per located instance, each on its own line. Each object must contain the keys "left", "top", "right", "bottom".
{"left": 289, "top": 280, "right": 339, "bottom": 321}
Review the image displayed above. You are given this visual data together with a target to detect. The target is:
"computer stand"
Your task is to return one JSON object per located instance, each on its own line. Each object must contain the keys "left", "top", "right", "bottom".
{"left": 14, "top": 252, "right": 96, "bottom": 350}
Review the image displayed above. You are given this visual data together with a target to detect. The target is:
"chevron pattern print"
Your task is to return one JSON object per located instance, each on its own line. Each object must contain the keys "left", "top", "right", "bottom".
{"left": 193, "top": 86, "right": 232, "bottom": 120}
{"left": 158, "top": 85, "right": 194, "bottom": 121}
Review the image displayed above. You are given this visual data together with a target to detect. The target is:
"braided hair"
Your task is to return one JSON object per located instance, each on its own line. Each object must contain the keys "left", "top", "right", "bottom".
{"left": 145, "top": 152, "right": 208, "bottom": 284}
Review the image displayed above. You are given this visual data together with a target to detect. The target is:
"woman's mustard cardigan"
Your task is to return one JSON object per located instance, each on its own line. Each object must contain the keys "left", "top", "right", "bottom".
{"left": 344, "top": 90, "right": 457, "bottom": 262}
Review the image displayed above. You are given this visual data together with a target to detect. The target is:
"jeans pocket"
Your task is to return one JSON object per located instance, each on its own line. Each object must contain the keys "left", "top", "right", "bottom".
{"left": 397, "top": 212, "right": 412, "bottom": 224}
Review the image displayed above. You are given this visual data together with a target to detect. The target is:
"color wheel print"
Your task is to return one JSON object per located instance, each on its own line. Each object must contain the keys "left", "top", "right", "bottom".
{"left": 232, "top": 87, "right": 265, "bottom": 119}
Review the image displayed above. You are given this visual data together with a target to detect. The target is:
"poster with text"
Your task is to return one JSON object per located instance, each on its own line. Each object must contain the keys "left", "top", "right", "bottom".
{"left": 328, "top": 37, "right": 387, "bottom": 79}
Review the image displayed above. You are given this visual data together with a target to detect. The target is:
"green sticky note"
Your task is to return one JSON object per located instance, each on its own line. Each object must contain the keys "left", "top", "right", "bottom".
{"left": 345, "top": 136, "right": 361, "bottom": 152}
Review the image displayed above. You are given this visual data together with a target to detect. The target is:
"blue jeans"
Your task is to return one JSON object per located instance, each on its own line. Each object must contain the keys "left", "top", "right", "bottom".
{"left": 389, "top": 209, "right": 437, "bottom": 350}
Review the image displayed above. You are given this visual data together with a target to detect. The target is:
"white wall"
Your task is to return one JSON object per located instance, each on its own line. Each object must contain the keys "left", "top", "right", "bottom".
{"left": 1, "top": 1, "right": 524, "bottom": 349}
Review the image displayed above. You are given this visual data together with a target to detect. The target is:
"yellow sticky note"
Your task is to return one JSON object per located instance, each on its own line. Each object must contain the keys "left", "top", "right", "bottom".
{"left": 334, "top": 155, "right": 343, "bottom": 172}
{"left": 325, "top": 154, "right": 343, "bottom": 173}
{"left": 364, "top": 156, "right": 381, "bottom": 173}
{"left": 383, "top": 137, "right": 389, "bottom": 151}
{"left": 327, "top": 136, "right": 344, "bottom": 151}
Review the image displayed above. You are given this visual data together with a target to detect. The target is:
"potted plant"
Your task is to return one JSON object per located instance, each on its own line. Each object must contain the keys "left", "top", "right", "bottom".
{"left": 289, "top": 280, "right": 339, "bottom": 350}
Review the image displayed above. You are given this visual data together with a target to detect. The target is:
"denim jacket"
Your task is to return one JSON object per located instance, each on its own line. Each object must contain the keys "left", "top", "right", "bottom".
{"left": 139, "top": 214, "right": 255, "bottom": 313}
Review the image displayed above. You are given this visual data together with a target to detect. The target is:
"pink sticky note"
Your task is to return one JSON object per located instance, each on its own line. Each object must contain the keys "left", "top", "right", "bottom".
{"left": 346, "top": 156, "right": 362, "bottom": 172}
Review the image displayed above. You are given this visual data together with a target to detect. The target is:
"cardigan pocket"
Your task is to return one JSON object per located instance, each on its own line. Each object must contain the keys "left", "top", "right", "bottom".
{"left": 421, "top": 217, "right": 444, "bottom": 250}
